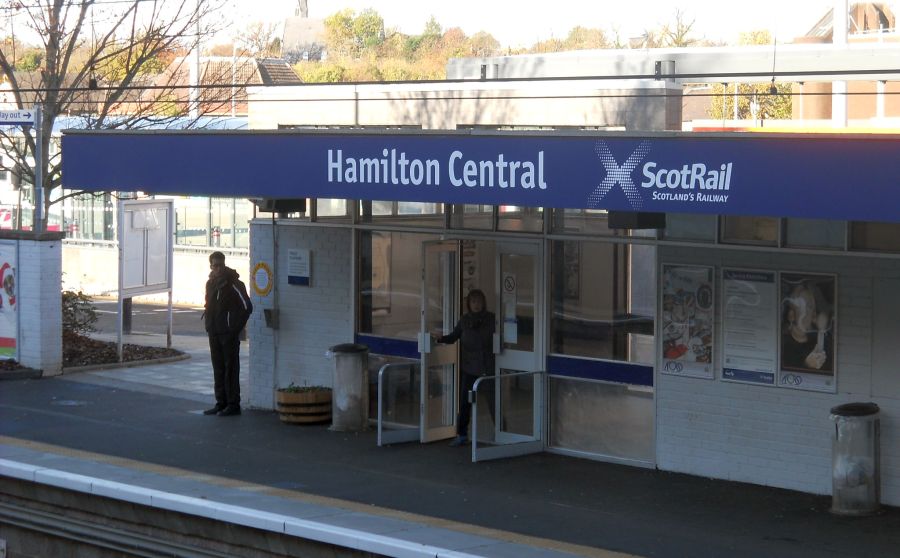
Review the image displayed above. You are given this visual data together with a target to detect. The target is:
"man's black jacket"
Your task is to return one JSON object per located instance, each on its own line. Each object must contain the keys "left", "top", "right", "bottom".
{"left": 204, "top": 266, "right": 253, "bottom": 335}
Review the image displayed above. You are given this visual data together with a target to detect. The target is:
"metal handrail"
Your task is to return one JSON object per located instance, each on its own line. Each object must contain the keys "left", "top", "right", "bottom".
{"left": 377, "top": 362, "right": 420, "bottom": 447}
{"left": 471, "top": 370, "right": 544, "bottom": 455}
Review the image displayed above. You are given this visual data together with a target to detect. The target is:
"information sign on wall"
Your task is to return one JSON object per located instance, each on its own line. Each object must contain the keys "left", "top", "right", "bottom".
{"left": 722, "top": 269, "right": 777, "bottom": 385}
{"left": 661, "top": 264, "right": 714, "bottom": 379}
{"left": 502, "top": 272, "right": 518, "bottom": 344}
{"left": 288, "top": 249, "right": 311, "bottom": 286}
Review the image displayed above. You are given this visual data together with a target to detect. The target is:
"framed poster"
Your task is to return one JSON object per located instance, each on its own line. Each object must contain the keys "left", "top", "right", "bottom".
{"left": 661, "top": 264, "right": 714, "bottom": 379}
{"left": 461, "top": 239, "right": 479, "bottom": 295}
{"left": 722, "top": 269, "right": 777, "bottom": 385}
{"left": 779, "top": 272, "right": 837, "bottom": 392}
{"left": 0, "top": 242, "right": 16, "bottom": 359}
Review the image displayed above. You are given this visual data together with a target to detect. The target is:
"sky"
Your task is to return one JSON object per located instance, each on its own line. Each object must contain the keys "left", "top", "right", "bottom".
{"left": 230, "top": 0, "right": 846, "bottom": 48}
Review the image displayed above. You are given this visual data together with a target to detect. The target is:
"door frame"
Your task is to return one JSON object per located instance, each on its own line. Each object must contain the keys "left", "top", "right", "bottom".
{"left": 473, "top": 238, "right": 545, "bottom": 461}
{"left": 376, "top": 235, "right": 548, "bottom": 456}
{"left": 418, "top": 240, "right": 461, "bottom": 443}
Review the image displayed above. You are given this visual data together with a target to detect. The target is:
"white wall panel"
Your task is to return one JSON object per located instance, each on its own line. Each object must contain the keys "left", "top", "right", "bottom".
{"left": 658, "top": 245, "right": 900, "bottom": 505}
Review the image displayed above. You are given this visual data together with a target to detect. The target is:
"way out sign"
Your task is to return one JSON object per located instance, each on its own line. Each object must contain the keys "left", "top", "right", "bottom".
{"left": 0, "top": 110, "right": 35, "bottom": 126}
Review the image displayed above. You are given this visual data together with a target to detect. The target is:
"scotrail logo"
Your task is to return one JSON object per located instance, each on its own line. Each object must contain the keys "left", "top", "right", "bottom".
{"left": 589, "top": 141, "right": 651, "bottom": 210}
{"left": 589, "top": 140, "right": 734, "bottom": 209}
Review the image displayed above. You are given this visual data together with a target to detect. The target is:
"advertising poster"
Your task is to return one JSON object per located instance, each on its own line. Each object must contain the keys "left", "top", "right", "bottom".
{"left": 779, "top": 272, "right": 837, "bottom": 393}
{"left": 461, "top": 239, "right": 479, "bottom": 295}
{"left": 0, "top": 243, "right": 16, "bottom": 359}
{"left": 661, "top": 265, "right": 714, "bottom": 379}
{"left": 722, "top": 269, "right": 776, "bottom": 385}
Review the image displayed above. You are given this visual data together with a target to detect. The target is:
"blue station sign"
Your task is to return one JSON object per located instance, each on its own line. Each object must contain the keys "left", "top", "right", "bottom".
{"left": 61, "top": 130, "right": 900, "bottom": 222}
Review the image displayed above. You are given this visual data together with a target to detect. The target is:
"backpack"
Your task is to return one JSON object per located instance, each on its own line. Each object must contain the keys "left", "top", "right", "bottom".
{"left": 231, "top": 279, "right": 253, "bottom": 332}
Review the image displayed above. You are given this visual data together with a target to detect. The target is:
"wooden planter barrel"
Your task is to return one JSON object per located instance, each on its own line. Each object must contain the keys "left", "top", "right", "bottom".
{"left": 275, "top": 388, "right": 332, "bottom": 424}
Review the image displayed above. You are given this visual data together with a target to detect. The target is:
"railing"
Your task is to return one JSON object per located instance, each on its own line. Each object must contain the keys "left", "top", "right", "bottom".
{"left": 63, "top": 237, "right": 249, "bottom": 256}
{"left": 377, "top": 362, "right": 421, "bottom": 447}
{"left": 471, "top": 370, "right": 544, "bottom": 462}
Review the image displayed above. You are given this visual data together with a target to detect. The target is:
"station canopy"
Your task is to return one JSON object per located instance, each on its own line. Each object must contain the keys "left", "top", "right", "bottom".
{"left": 61, "top": 129, "right": 900, "bottom": 223}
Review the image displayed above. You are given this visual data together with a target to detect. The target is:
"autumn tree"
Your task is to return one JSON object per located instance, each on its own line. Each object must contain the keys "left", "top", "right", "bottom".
{"left": 0, "top": 0, "right": 230, "bottom": 231}
{"left": 563, "top": 27, "right": 610, "bottom": 50}
{"left": 706, "top": 30, "right": 793, "bottom": 121}
{"left": 467, "top": 31, "right": 500, "bottom": 57}
{"left": 440, "top": 27, "right": 469, "bottom": 59}
{"left": 299, "top": 10, "right": 500, "bottom": 82}
{"left": 324, "top": 8, "right": 385, "bottom": 59}
{"left": 530, "top": 37, "right": 565, "bottom": 53}
{"left": 402, "top": 16, "right": 442, "bottom": 60}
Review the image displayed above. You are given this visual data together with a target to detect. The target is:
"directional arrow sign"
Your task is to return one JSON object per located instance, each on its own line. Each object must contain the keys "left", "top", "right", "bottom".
{"left": 0, "top": 109, "right": 35, "bottom": 126}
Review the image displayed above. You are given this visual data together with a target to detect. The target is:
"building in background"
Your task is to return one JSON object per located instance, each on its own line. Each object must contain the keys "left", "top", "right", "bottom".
{"left": 281, "top": 0, "right": 327, "bottom": 63}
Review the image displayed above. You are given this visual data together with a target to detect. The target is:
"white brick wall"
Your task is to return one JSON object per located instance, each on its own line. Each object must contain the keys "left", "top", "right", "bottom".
{"left": 18, "top": 239, "right": 63, "bottom": 375}
{"left": 658, "top": 246, "right": 900, "bottom": 505}
{"left": 247, "top": 223, "right": 353, "bottom": 410}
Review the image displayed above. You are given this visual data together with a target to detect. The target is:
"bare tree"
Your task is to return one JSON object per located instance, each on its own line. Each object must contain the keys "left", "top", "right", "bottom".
{"left": 237, "top": 21, "right": 281, "bottom": 57}
{"left": 662, "top": 9, "right": 699, "bottom": 48}
{"left": 0, "top": 0, "right": 230, "bottom": 231}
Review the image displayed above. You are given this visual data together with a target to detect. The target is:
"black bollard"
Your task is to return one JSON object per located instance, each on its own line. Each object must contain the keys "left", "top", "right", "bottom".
{"left": 123, "top": 297, "right": 133, "bottom": 334}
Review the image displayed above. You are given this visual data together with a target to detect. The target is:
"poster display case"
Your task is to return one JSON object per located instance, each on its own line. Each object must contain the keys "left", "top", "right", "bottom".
{"left": 721, "top": 269, "right": 777, "bottom": 386}
{"left": 778, "top": 272, "right": 837, "bottom": 393}
{"left": 660, "top": 264, "right": 714, "bottom": 379}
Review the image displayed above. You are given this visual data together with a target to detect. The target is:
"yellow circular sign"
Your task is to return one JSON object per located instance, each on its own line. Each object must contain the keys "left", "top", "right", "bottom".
{"left": 251, "top": 261, "right": 273, "bottom": 297}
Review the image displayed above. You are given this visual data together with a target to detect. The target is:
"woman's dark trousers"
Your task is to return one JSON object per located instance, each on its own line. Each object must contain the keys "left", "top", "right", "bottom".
{"left": 457, "top": 373, "right": 496, "bottom": 438}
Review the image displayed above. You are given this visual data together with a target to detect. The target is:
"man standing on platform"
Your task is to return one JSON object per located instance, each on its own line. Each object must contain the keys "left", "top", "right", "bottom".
{"left": 203, "top": 251, "right": 253, "bottom": 417}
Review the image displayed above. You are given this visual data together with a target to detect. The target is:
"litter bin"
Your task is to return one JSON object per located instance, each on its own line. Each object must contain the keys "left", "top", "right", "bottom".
{"left": 829, "top": 402, "right": 880, "bottom": 515}
{"left": 329, "top": 343, "right": 369, "bottom": 432}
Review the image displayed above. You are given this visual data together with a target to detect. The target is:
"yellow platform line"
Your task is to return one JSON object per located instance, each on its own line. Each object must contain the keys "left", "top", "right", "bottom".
{"left": 0, "top": 435, "right": 639, "bottom": 558}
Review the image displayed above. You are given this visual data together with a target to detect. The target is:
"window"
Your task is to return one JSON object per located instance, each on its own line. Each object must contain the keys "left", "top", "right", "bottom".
{"left": 64, "top": 192, "right": 114, "bottom": 240}
{"left": 550, "top": 240, "right": 655, "bottom": 363}
{"left": 498, "top": 206, "right": 543, "bottom": 233}
{"left": 551, "top": 208, "right": 658, "bottom": 237}
{"left": 175, "top": 197, "right": 209, "bottom": 246}
{"left": 664, "top": 213, "right": 717, "bottom": 242}
{"left": 720, "top": 216, "right": 778, "bottom": 245}
{"left": 785, "top": 219, "right": 845, "bottom": 250}
{"left": 549, "top": 377, "right": 654, "bottom": 460}
{"left": 358, "top": 201, "right": 444, "bottom": 227}
{"left": 358, "top": 231, "right": 439, "bottom": 339}
{"left": 211, "top": 198, "right": 234, "bottom": 248}
{"left": 449, "top": 204, "right": 493, "bottom": 230}
{"left": 233, "top": 200, "right": 252, "bottom": 248}
{"left": 551, "top": 208, "right": 614, "bottom": 235}
{"left": 316, "top": 199, "right": 351, "bottom": 221}
{"left": 850, "top": 221, "right": 900, "bottom": 252}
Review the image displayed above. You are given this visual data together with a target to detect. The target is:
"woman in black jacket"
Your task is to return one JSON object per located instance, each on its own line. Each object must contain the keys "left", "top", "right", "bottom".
{"left": 437, "top": 289, "right": 496, "bottom": 446}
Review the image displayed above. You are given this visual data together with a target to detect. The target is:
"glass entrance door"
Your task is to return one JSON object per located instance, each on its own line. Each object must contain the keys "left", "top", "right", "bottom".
{"left": 419, "top": 241, "right": 460, "bottom": 443}
{"left": 473, "top": 240, "right": 544, "bottom": 461}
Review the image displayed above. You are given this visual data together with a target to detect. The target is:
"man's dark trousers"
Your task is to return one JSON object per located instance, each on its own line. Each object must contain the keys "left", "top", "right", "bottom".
{"left": 209, "top": 332, "right": 241, "bottom": 407}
